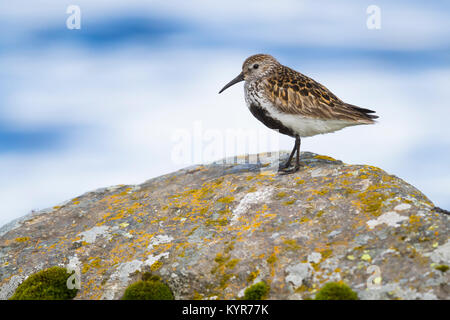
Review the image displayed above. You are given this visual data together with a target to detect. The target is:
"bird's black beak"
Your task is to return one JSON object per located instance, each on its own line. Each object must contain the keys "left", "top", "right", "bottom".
{"left": 218, "top": 72, "right": 244, "bottom": 94}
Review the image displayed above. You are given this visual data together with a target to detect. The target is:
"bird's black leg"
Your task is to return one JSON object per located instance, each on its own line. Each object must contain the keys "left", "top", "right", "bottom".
{"left": 279, "top": 135, "right": 301, "bottom": 173}
{"left": 279, "top": 138, "right": 298, "bottom": 170}
{"left": 294, "top": 136, "right": 301, "bottom": 171}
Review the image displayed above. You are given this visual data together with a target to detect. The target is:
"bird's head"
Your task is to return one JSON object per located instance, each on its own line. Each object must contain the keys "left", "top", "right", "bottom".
{"left": 219, "top": 54, "right": 279, "bottom": 94}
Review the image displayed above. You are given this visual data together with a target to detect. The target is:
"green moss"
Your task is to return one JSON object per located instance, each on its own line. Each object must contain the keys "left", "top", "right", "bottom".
{"left": 9, "top": 266, "right": 78, "bottom": 300}
{"left": 315, "top": 282, "right": 358, "bottom": 300}
{"left": 435, "top": 264, "right": 449, "bottom": 273}
{"left": 121, "top": 275, "right": 174, "bottom": 300}
{"left": 243, "top": 281, "right": 270, "bottom": 300}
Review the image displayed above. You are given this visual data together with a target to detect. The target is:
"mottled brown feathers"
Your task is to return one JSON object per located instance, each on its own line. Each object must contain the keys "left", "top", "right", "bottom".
{"left": 262, "top": 65, "right": 378, "bottom": 123}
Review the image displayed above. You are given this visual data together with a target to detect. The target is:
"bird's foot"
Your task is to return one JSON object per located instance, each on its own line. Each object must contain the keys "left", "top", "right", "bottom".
{"left": 278, "top": 164, "right": 300, "bottom": 175}
{"left": 278, "top": 160, "right": 292, "bottom": 170}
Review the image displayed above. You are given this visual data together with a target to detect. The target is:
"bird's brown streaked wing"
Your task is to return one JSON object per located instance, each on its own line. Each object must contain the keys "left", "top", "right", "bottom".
{"left": 262, "top": 67, "right": 377, "bottom": 123}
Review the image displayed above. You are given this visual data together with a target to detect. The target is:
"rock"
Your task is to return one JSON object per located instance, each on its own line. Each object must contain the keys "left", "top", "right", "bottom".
{"left": 0, "top": 151, "right": 448, "bottom": 300}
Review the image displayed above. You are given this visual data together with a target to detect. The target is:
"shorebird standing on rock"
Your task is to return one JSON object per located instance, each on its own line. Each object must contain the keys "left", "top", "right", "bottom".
{"left": 219, "top": 54, "right": 378, "bottom": 173}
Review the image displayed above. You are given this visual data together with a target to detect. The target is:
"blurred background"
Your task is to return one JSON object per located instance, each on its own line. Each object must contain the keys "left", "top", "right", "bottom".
{"left": 0, "top": 0, "right": 449, "bottom": 226}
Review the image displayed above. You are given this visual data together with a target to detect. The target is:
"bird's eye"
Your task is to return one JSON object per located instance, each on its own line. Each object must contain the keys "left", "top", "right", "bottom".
{"left": 253, "top": 64, "right": 259, "bottom": 69}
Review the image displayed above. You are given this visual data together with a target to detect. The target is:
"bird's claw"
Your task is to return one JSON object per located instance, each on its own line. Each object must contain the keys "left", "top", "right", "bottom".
{"left": 278, "top": 165, "right": 300, "bottom": 175}
{"left": 278, "top": 161, "right": 291, "bottom": 170}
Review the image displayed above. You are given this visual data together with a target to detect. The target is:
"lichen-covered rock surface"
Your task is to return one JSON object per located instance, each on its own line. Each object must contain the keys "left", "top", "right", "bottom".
{"left": 0, "top": 152, "right": 448, "bottom": 300}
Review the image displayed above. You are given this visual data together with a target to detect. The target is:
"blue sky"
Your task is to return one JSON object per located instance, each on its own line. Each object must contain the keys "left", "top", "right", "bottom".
{"left": 0, "top": 0, "right": 449, "bottom": 226}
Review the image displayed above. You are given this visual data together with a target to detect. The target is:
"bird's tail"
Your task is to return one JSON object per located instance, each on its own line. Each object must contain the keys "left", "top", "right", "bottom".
{"left": 345, "top": 103, "right": 379, "bottom": 122}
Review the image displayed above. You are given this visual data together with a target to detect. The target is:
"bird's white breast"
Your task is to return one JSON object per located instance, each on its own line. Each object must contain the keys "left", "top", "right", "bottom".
{"left": 244, "top": 81, "right": 358, "bottom": 138}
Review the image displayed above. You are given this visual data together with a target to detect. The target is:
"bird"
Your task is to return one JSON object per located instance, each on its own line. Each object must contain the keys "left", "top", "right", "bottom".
{"left": 218, "top": 54, "right": 378, "bottom": 173}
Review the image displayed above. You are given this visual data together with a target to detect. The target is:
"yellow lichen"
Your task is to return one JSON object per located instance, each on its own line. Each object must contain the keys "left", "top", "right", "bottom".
{"left": 283, "top": 238, "right": 301, "bottom": 250}
{"left": 361, "top": 253, "right": 371, "bottom": 261}
{"left": 320, "top": 249, "right": 333, "bottom": 260}
{"left": 275, "top": 192, "right": 287, "bottom": 199}
{"left": 315, "top": 155, "right": 337, "bottom": 162}
{"left": 217, "top": 196, "right": 235, "bottom": 204}
{"left": 247, "top": 269, "right": 260, "bottom": 283}
{"left": 14, "top": 237, "right": 30, "bottom": 243}
{"left": 150, "top": 260, "right": 163, "bottom": 271}
{"left": 82, "top": 257, "right": 101, "bottom": 273}
{"left": 225, "top": 258, "right": 240, "bottom": 269}
{"left": 283, "top": 199, "right": 296, "bottom": 205}
{"left": 357, "top": 189, "right": 388, "bottom": 216}
{"left": 267, "top": 250, "right": 278, "bottom": 266}
{"left": 192, "top": 291, "right": 204, "bottom": 300}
